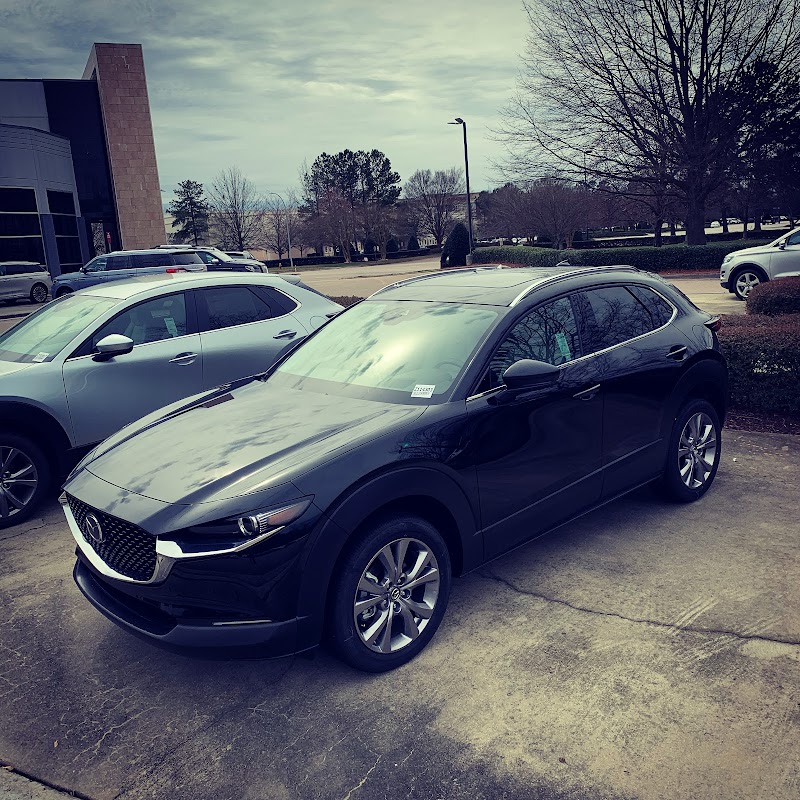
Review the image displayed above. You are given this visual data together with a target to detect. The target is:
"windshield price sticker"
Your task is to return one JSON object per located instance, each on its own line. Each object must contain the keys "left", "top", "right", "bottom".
{"left": 32, "top": 352, "right": 49, "bottom": 363}
{"left": 555, "top": 332, "right": 571, "bottom": 358}
{"left": 411, "top": 384, "right": 435, "bottom": 398}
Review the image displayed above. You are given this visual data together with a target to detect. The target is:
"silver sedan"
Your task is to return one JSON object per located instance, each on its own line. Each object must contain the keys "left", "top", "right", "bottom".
{"left": 0, "top": 272, "right": 342, "bottom": 527}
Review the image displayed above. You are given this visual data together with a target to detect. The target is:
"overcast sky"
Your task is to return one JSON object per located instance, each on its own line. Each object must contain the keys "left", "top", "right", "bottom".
{"left": 1, "top": 0, "right": 529, "bottom": 200}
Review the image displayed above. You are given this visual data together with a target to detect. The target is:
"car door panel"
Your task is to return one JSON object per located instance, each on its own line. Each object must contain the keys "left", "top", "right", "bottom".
{"left": 469, "top": 357, "right": 604, "bottom": 558}
{"left": 769, "top": 232, "right": 800, "bottom": 279}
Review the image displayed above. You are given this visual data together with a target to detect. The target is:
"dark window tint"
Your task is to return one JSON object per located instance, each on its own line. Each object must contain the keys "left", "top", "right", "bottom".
{"left": 52, "top": 215, "right": 79, "bottom": 236}
{"left": 93, "top": 294, "right": 187, "bottom": 347}
{"left": 786, "top": 230, "right": 800, "bottom": 247}
{"left": 84, "top": 257, "right": 107, "bottom": 272}
{"left": 0, "top": 187, "right": 37, "bottom": 213}
{"left": 252, "top": 285, "right": 298, "bottom": 315}
{"left": 580, "top": 286, "right": 662, "bottom": 353}
{"left": 5, "top": 263, "right": 34, "bottom": 275}
{"left": 195, "top": 251, "right": 218, "bottom": 264}
{"left": 107, "top": 255, "right": 132, "bottom": 270}
{"left": 130, "top": 253, "right": 172, "bottom": 269}
{"left": 47, "top": 190, "right": 76, "bottom": 216}
{"left": 0, "top": 214, "right": 42, "bottom": 237}
{"left": 628, "top": 285, "right": 673, "bottom": 328}
{"left": 486, "top": 296, "right": 581, "bottom": 389}
{"left": 172, "top": 253, "right": 203, "bottom": 265}
{"left": 0, "top": 238, "right": 45, "bottom": 263}
{"left": 199, "top": 286, "right": 274, "bottom": 330}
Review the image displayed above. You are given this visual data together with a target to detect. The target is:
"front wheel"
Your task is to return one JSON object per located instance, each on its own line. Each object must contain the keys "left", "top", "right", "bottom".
{"left": 657, "top": 400, "right": 721, "bottom": 503}
{"left": 329, "top": 515, "right": 451, "bottom": 672}
{"left": 0, "top": 433, "right": 51, "bottom": 529}
{"left": 30, "top": 283, "right": 49, "bottom": 303}
{"left": 732, "top": 267, "right": 765, "bottom": 300}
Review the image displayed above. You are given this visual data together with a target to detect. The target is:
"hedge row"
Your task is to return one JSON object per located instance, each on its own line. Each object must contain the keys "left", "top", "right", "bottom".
{"left": 472, "top": 240, "right": 773, "bottom": 273}
{"left": 746, "top": 276, "right": 800, "bottom": 316}
{"left": 718, "top": 314, "right": 800, "bottom": 415}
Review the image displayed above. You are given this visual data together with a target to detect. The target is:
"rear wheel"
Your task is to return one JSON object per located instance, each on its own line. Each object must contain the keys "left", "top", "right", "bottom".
{"left": 0, "top": 433, "right": 51, "bottom": 529}
{"left": 30, "top": 283, "right": 49, "bottom": 303}
{"left": 329, "top": 514, "right": 451, "bottom": 672}
{"left": 732, "top": 267, "right": 765, "bottom": 300}
{"left": 657, "top": 400, "right": 721, "bottom": 503}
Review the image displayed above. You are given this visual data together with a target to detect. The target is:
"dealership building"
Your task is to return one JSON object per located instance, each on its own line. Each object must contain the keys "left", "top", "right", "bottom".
{"left": 0, "top": 43, "right": 164, "bottom": 276}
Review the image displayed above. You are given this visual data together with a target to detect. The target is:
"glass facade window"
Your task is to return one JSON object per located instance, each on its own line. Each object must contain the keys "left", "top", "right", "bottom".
{"left": 47, "top": 189, "right": 82, "bottom": 272}
{"left": 0, "top": 186, "right": 45, "bottom": 266}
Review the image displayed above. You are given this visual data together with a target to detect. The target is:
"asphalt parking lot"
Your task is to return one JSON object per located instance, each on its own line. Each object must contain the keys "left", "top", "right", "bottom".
{"left": 1, "top": 429, "right": 798, "bottom": 800}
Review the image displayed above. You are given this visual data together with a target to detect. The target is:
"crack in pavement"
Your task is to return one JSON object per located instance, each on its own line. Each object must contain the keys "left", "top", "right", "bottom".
{"left": 477, "top": 569, "right": 800, "bottom": 647}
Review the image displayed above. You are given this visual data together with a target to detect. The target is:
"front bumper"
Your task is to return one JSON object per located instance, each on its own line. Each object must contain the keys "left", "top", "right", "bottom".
{"left": 74, "top": 560, "right": 303, "bottom": 657}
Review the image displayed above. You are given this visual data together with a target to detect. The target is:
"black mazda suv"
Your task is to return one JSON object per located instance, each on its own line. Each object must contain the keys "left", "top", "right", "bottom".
{"left": 62, "top": 265, "right": 727, "bottom": 672}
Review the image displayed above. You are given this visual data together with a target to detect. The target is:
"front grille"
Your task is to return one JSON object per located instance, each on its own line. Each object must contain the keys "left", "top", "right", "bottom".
{"left": 67, "top": 494, "right": 157, "bottom": 582}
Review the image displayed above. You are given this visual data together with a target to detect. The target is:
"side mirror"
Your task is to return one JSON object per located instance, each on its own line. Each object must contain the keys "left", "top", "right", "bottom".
{"left": 779, "top": 240, "right": 786, "bottom": 250}
{"left": 502, "top": 359, "right": 560, "bottom": 392}
{"left": 93, "top": 334, "right": 134, "bottom": 362}
{"left": 80, "top": 265, "right": 87, "bottom": 273}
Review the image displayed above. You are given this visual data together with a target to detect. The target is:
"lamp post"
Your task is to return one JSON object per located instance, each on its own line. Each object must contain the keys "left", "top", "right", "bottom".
{"left": 448, "top": 117, "right": 474, "bottom": 264}
{"left": 266, "top": 192, "right": 294, "bottom": 270}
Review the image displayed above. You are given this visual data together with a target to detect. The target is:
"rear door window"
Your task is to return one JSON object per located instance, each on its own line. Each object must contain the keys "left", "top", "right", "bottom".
{"left": 197, "top": 286, "right": 275, "bottom": 331}
{"left": 107, "top": 255, "right": 132, "bottom": 270}
{"left": 131, "top": 253, "right": 172, "bottom": 269}
{"left": 579, "top": 286, "right": 667, "bottom": 354}
{"left": 627, "top": 285, "right": 674, "bottom": 328}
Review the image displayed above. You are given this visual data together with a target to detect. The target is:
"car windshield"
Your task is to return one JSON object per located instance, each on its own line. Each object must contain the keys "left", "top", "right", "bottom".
{"left": 0, "top": 294, "right": 117, "bottom": 363}
{"left": 274, "top": 300, "right": 499, "bottom": 402}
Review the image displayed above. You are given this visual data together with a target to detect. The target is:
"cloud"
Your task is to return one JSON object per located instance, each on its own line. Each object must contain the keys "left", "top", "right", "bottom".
{"left": 0, "top": 0, "right": 528, "bottom": 194}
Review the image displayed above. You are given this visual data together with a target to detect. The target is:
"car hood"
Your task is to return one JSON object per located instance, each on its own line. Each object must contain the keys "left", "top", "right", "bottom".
{"left": 0, "top": 359, "right": 35, "bottom": 379}
{"left": 80, "top": 380, "right": 426, "bottom": 505}
{"left": 728, "top": 243, "right": 775, "bottom": 258}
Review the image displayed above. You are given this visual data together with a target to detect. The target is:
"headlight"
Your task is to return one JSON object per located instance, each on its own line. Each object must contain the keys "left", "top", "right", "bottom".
{"left": 722, "top": 254, "right": 734, "bottom": 264}
{"left": 237, "top": 498, "right": 314, "bottom": 538}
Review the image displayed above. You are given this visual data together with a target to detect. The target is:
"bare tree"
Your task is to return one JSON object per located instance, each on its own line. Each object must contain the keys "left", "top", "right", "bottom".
{"left": 500, "top": 0, "right": 800, "bottom": 244}
{"left": 262, "top": 194, "right": 300, "bottom": 260}
{"left": 208, "top": 167, "right": 265, "bottom": 250}
{"left": 522, "top": 181, "right": 593, "bottom": 249}
{"left": 403, "top": 168, "right": 465, "bottom": 246}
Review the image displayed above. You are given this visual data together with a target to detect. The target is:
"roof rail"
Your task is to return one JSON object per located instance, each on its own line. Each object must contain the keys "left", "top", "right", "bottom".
{"left": 509, "top": 264, "right": 639, "bottom": 306}
{"left": 368, "top": 264, "right": 506, "bottom": 298}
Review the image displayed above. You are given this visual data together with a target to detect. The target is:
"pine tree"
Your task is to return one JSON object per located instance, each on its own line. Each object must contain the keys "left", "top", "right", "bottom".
{"left": 167, "top": 180, "right": 210, "bottom": 246}
{"left": 441, "top": 222, "right": 470, "bottom": 268}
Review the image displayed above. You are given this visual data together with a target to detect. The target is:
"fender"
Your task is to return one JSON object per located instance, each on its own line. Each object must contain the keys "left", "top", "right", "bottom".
{"left": 660, "top": 356, "right": 728, "bottom": 439}
{"left": 294, "top": 465, "right": 480, "bottom": 650}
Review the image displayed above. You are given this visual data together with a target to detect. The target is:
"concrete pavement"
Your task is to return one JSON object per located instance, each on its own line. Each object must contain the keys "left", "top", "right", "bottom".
{"left": 1, "top": 429, "right": 798, "bottom": 800}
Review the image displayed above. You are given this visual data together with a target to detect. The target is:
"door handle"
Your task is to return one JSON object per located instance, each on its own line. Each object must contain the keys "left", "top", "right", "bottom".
{"left": 573, "top": 383, "right": 601, "bottom": 401}
{"left": 666, "top": 345, "right": 688, "bottom": 360}
{"left": 169, "top": 352, "right": 198, "bottom": 365}
{"left": 273, "top": 330, "right": 297, "bottom": 340}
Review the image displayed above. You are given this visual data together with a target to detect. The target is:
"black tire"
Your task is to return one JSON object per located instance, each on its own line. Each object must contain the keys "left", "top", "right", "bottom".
{"left": 29, "top": 283, "right": 49, "bottom": 304}
{"left": 55, "top": 287, "right": 73, "bottom": 299}
{"left": 329, "top": 514, "right": 452, "bottom": 672}
{"left": 0, "top": 432, "right": 52, "bottom": 529}
{"left": 657, "top": 399, "right": 721, "bottom": 503}
{"left": 731, "top": 266, "right": 766, "bottom": 301}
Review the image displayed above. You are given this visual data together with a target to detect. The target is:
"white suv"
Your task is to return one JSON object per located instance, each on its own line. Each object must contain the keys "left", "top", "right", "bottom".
{"left": 720, "top": 227, "right": 800, "bottom": 300}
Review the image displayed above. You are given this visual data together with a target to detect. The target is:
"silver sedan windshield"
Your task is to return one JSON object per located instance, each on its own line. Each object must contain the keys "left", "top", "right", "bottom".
{"left": 0, "top": 295, "right": 117, "bottom": 363}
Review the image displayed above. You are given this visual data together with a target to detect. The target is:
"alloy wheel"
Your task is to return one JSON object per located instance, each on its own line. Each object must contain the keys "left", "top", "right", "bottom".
{"left": 31, "top": 284, "right": 48, "bottom": 303}
{"left": 735, "top": 271, "right": 760, "bottom": 299}
{"left": 353, "top": 537, "right": 441, "bottom": 654}
{"left": 0, "top": 446, "right": 39, "bottom": 520}
{"left": 677, "top": 412, "right": 717, "bottom": 489}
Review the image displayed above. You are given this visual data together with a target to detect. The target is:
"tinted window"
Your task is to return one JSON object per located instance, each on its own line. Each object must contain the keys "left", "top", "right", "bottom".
{"left": 580, "top": 286, "right": 662, "bottom": 353}
{"left": 85, "top": 257, "right": 107, "bottom": 272}
{"left": 5, "top": 263, "right": 35, "bottom": 276}
{"left": 92, "top": 294, "right": 188, "bottom": 347}
{"left": 253, "top": 286, "right": 298, "bottom": 315}
{"left": 786, "top": 230, "right": 800, "bottom": 247}
{"left": 628, "top": 285, "right": 673, "bottom": 328}
{"left": 195, "top": 251, "right": 218, "bottom": 264}
{"left": 107, "top": 255, "right": 132, "bottom": 270}
{"left": 131, "top": 253, "right": 172, "bottom": 269}
{"left": 47, "top": 190, "right": 76, "bottom": 216}
{"left": 199, "top": 286, "right": 274, "bottom": 330}
{"left": 486, "top": 296, "right": 581, "bottom": 389}
{"left": 0, "top": 187, "right": 37, "bottom": 213}
{"left": 172, "top": 253, "right": 203, "bottom": 265}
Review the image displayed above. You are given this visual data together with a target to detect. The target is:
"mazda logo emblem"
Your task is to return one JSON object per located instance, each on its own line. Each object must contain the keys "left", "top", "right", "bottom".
{"left": 82, "top": 513, "right": 105, "bottom": 545}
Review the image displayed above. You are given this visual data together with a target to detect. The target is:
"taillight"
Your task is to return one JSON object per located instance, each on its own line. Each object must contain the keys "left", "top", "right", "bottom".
{"left": 704, "top": 316, "right": 722, "bottom": 332}
{"left": 165, "top": 267, "right": 187, "bottom": 274}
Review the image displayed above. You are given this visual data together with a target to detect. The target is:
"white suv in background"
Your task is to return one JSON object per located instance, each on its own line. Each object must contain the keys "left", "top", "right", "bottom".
{"left": 720, "top": 227, "right": 800, "bottom": 300}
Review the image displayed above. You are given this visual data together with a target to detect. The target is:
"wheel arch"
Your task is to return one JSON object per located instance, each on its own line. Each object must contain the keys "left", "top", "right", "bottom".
{"left": 665, "top": 357, "right": 728, "bottom": 430}
{"left": 0, "top": 401, "right": 72, "bottom": 472}
{"left": 730, "top": 262, "right": 769, "bottom": 282}
{"left": 294, "top": 466, "right": 480, "bottom": 650}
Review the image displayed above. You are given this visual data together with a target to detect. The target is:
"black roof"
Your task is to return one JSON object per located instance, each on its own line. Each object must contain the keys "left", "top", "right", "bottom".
{"left": 371, "top": 265, "right": 639, "bottom": 307}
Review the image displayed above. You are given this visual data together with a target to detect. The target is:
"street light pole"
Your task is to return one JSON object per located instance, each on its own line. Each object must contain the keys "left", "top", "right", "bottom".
{"left": 267, "top": 192, "right": 294, "bottom": 270}
{"left": 448, "top": 117, "right": 474, "bottom": 264}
